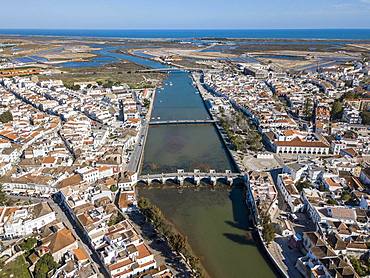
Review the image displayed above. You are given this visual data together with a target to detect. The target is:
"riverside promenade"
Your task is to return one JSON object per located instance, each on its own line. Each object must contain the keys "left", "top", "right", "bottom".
{"left": 191, "top": 72, "right": 243, "bottom": 173}
{"left": 194, "top": 71, "right": 293, "bottom": 278}
{"left": 127, "top": 89, "right": 156, "bottom": 173}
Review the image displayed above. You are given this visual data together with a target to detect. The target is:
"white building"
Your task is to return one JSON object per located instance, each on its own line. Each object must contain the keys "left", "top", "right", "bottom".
{"left": 0, "top": 203, "right": 56, "bottom": 239}
{"left": 276, "top": 173, "right": 303, "bottom": 213}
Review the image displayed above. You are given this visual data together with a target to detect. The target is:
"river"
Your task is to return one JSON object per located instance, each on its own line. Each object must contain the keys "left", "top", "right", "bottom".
{"left": 141, "top": 70, "right": 237, "bottom": 174}
{"left": 138, "top": 187, "right": 275, "bottom": 278}
{"left": 43, "top": 45, "right": 275, "bottom": 277}
{"left": 135, "top": 59, "right": 274, "bottom": 276}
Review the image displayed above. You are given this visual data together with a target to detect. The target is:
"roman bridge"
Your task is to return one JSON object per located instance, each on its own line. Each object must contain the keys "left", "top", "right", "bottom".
{"left": 149, "top": 119, "right": 217, "bottom": 125}
{"left": 138, "top": 169, "right": 245, "bottom": 186}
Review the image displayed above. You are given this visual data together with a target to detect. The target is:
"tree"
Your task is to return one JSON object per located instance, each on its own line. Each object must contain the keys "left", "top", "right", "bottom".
{"left": 262, "top": 222, "right": 275, "bottom": 244}
{"left": 0, "top": 184, "right": 8, "bottom": 206}
{"left": 34, "top": 253, "right": 58, "bottom": 278}
{"left": 169, "top": 233, "right": 187, "bottom": 253}
{"left": 361, "top": 111, "right": 370, "bottom": 125}
{"left": 349, "top": 256, "right": 370, "bottom": 277}
{"left": 72, "top": 84, "right": 80, "bottom": 91}
{"left": 0, "top": 110, "right": 13, "bottom": 123}
{"left": 110, "top": 184, "right": 118, "bottom": 192}
{"left": 137, "top": 197, "right": 202, "bottom": 274}
{"left": 260, "top": 212, "right": 275, "bottom": 245}
{"left": 103, "top": 80, "right": 114, "bottom": 88}
{"left": 341, "top": 191, "right": 351, "bottom": 203}
{"left": 331, "top": 100, "right": 344, "bottom": 120}
{"left": 296, "top": 179, "right": 313, "bottom": 192}
{"left": 108, "top": 211, "right": 124, "bottom": 226}
{"left": 303, "top": 98, "right": 313, "bottom": 119}
{"left": 327, "top": 197, "right": 338, "bottom": 205}
{"left": 20, "top": 237, "right": 37, "bottom": 252}
{"left": 143, "top": 99, "right": 150, "bottom": 109}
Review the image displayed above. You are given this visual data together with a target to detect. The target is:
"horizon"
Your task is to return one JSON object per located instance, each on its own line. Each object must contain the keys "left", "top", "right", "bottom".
{"left": 1, "top": 27, "right": 370, "bottom": 30}
{"left": 1, "top": 0, "right": 370, "bottom": 29}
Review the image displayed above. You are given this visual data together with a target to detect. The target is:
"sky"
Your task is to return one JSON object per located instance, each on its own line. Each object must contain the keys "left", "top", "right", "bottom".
{"left": 1, "top": 0, "right": 370, "bottom": 29}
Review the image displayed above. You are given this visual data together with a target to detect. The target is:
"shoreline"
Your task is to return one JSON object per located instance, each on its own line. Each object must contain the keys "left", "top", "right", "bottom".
{"left": 191, "top": 71, "right": 242, "bottom": 173}
{"left": 194, "top": 71, "right": 292, "bottom": 277}
{"left": 1, "top": 29, "right": 370, "bottom": 41}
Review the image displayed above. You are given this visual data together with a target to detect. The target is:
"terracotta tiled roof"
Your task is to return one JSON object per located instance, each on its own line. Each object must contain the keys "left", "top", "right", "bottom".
{"left": 42, "top": 156, "right": 56, "bottom": 164}
{"left": 58, "top": 174, "right": 82, "bottom": 189}
{"left": 275, "top": 137, "right": 328, "bottom": 148}
{"left": 109, "top": 258, "right": 133, "bottom": 271}
{"left": 74, "top": 247, "right": 89, "bottom": 261}
{"left": 137, "top": 244, "right": 152, "bottom": 259}
{"left": 42, "top": 228, "right": 76, "bottom": 254}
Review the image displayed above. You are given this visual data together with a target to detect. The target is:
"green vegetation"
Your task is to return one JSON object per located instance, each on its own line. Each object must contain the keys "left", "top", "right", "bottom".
{"left": 343, "top": 91, "right": 366, "bottom": 100}
{"left": 34, "top": 253, "right": 58, "bottom": 278}
{"left": 361, "top": 111, "right": 370, "bottom": 125}
{"left": 0, "top": 255, "right": 31, "bottom": 278}
{"left": 108, "top": 211, "right": 125, "bottom": 226}
{"left": 39, "top": 62, "right": 164, "bottom": 91}
{"left": 20, "top": 237, "right": 37, "bottom": 252}
{"left": 0, "top": 184, "right": 8, "bottom": 206}
{"left": 330, "top": 100, "right": 344, "bottom": 120}
{"left": 219, "top": 111, "right": 263, "bottom": 152}
{"left": 260, "top": 212, "right": 275, "bottom": 245}
{"left": 327, "top": 197, "right": 338, "bottom": 205}
{"left": 296, "top": 179, "right": 313, "bottom": 192}
{"left": 143, "top": 99, "right": 151, "bottom": 109}
{"left": 303, "top": 98, "right": 313, "bottom": 119}
{"left": 138, "top": 197, "right": 204, "bottom": 277}
{"left": 102, "top": 80, "right": 117, "bottom": 88}
{"left": 64, "top": 83, "right": 80, "bottom": 91}
{"left": 340, "top": 190, "right": 358, "bottom": 206}
{"left": 110, "top": 184, "right": 118, "bottom": 192}
{"left": 0, "top": 110, "right": 13, "bottom": 123}
{"left": 128, "top": 82, "right": 156, "bottom": 89}
{"left": 341, "top": 190, "right": 352, "bottom": 202}
{"left": 350, "top": 256, "right": 370, "bottom": 277}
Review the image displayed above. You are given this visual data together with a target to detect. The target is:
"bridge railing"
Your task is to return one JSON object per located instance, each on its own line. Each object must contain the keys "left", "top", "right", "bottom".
{"left": 149, "top": 119, "right": 217, "bottom": 125}
{"left": 139, "top": 171, "right": 241, "bottom": 180}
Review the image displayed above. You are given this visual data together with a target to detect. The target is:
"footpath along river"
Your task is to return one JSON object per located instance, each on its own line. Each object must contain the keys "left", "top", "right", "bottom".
{"left": 58, "top": 45, "right": 275, "bottom": 277}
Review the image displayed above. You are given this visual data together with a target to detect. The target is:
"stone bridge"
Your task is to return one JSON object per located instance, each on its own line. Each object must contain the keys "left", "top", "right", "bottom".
{"left": 138, "top": 169, "right": 244, "bottom": 186}
{"left": 149, "top": 119, "right": 217, "bottom": 125}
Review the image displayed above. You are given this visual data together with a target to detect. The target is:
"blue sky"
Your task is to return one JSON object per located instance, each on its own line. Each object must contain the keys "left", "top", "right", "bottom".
{"left": 1, "top": 0, "right": 370, "bottom": 29}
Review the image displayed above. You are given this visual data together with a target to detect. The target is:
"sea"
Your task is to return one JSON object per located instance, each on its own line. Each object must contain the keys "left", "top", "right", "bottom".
{"left": 0, "top": 29, "right": 369, "bottom": 40}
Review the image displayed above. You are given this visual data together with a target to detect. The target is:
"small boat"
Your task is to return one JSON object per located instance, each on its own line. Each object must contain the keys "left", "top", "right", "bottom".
{"left": 157, "top": 117, "right": 161, "bottom": 120}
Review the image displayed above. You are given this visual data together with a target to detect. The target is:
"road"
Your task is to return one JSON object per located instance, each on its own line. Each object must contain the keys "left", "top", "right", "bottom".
{"left": 127, "top": 89, "right": 156, "bottom": 173}
{"left": 126, "top": 120, "right": 148, "bottom": 173}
